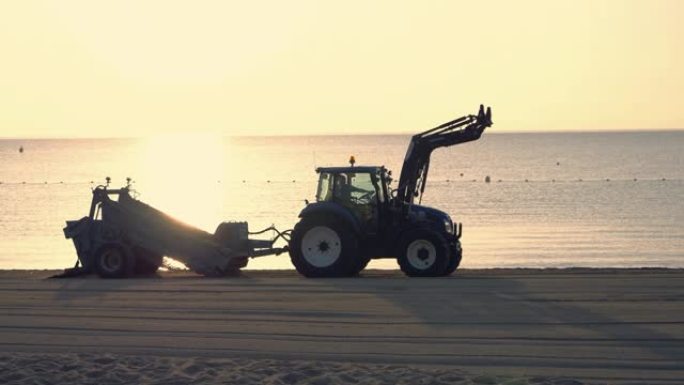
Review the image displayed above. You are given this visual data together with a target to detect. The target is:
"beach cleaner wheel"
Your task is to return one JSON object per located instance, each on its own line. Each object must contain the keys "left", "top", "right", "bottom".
{"left": 94, "top": 244, "right": 134, "bottom": 278}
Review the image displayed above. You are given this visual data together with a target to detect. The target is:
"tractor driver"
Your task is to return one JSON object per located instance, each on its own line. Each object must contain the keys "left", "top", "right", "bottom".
{"left": 333, "top": 174, "right": 352, "bottom": 203}
{"left": 334, "top": 173, "right": 376, "bottom": 225}
{"left": 335, "top": 174, "right": 372, "bottom": 203}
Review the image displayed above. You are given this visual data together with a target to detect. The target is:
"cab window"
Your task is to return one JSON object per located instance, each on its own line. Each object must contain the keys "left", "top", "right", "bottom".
{"left": 316, "top": 173, "right": 333, "bottom": 202}
{"left": 334, "top": 172, "right": 376, "bottom": 205}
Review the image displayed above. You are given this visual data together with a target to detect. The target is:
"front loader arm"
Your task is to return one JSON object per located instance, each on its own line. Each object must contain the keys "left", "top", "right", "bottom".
{"left": 395, "top": 104, "right": 493, "bottom": 207}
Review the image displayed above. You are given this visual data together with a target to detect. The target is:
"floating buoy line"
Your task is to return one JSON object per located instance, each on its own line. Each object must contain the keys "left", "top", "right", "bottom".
{"left": 0, "top": 178, "right": 676, "bottom": 186}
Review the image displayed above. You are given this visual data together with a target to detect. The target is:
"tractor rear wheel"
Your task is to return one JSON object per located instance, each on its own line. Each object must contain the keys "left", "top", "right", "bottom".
{"left": 348, "top": 254, "right": 372, "bottom": 276}
{"left": 94, "top": 244, "right": 134, "bottom": 278}
{"left": 289, "top": 217, "right": 359, "bottom": 277}
{"left": 397, "top": 229, "right": 450, "bottom": 277}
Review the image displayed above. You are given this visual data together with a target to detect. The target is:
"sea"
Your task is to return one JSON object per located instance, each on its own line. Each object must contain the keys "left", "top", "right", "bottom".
{"left": 1, "top": 131, "right": 682, "bottom": 270}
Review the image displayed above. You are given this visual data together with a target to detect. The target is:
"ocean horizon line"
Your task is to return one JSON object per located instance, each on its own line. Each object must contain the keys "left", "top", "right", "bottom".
{"left": 1, "top": 128, "right": 683, "bottom": 141}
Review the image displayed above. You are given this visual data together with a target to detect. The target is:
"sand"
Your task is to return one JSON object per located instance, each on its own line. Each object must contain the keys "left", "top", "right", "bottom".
{"left": 1, "top": 268, "right": 682, "bottom": 384}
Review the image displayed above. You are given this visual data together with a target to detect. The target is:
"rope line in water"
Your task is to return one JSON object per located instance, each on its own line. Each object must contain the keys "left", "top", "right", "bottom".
{"left": 0, "top": 178, "right": 677, "bottom": 186}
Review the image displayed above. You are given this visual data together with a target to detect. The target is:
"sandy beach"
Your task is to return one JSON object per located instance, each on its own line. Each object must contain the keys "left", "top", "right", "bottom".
{"left": 1, "top": 269, "right": 682, "bottom": 384}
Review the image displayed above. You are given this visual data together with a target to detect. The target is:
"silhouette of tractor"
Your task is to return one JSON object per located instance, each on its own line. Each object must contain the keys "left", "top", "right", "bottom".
{"left": 289, "top": 105, "right": 492, "bottom": 277}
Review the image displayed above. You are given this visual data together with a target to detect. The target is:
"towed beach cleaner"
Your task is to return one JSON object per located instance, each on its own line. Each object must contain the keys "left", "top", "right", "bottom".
{"left": 60, "top": 177, "right": 289, "bottom": 278}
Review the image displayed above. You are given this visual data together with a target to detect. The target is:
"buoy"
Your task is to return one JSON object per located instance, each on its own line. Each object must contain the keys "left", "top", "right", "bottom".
{"left": 460, "top": 173, "right": 464, "bottom": 177}
{"left": 525, "top": 179, "right": 529, "bottom": 183}
{"left": 484, "top": 176, "right": 491, "bottom": 183}
{"left": 556, "top": 161, "right": 560, "bottom": 166}
{"left": 19, "top": 146, "right": 24, "bottom": 153}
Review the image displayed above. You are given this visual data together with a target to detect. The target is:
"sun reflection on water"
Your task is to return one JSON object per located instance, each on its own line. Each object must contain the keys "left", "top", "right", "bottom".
{"left": 137, "top": 133, "right": 228, "bottom": 232}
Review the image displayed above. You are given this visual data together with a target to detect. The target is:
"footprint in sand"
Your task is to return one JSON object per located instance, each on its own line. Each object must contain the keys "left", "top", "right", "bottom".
{"left": 93, "top": 356, "right": 116, "bottom": 365}
{"left": 182, "top": 363, "right": 203, "bottom": 376}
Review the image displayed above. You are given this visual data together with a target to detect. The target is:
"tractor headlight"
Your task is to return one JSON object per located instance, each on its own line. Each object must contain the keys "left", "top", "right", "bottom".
{"left": 444, "top": 218, "right": 454, "bottom": 234}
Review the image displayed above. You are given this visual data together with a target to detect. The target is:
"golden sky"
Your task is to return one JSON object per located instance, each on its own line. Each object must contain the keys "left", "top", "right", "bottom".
{"left": 0, "top": 0, "right": 681, "bottom": 137}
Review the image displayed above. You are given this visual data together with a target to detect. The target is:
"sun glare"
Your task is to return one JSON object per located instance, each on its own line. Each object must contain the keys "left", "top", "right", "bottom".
{"left": 137, "top": 133, "right": 226, "bottom": 232}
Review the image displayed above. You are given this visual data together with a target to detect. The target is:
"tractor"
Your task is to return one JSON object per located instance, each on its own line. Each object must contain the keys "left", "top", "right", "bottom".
{"left": 289, "top": 105, "right": 492, "bottom": 277}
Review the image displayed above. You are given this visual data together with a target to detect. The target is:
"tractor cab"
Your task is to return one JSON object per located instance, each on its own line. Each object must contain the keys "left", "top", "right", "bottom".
{"left": 314, "top": 166, "right": 390, "bottom": 234}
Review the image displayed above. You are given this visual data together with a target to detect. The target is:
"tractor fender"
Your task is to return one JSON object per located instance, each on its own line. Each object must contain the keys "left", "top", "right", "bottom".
{"left": 298, "top": 202, "right": 361, "bottom": 234}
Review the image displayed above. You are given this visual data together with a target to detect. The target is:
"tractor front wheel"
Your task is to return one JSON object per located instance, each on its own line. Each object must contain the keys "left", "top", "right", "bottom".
{"left": 442, "top": 242, "right": 462, "bottom": 276}
{"left": 397, "top": 229, "right": 450, "bottom": 277}
{"left": 289, "top": 218, "right": 358, "bottom": 278}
